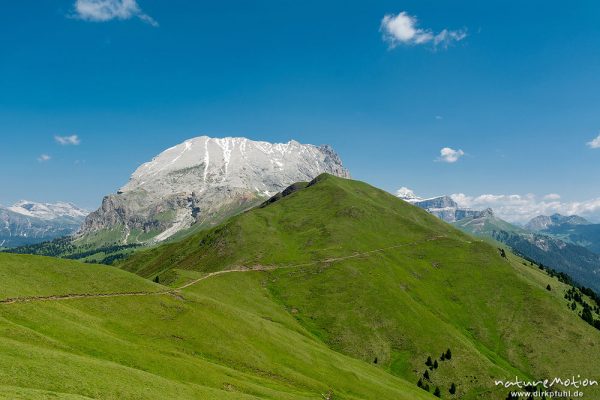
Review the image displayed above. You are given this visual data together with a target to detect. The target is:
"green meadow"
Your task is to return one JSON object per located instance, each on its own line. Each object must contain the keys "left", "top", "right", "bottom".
{"left": 1, "top": 175, "right": 599, "bottom": 399}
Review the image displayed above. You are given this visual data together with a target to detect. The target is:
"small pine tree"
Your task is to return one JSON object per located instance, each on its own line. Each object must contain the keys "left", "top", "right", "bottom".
{"left": 426, "top": 356, "right": 433, "bottom": 366}
{"left": 440, "top": 352, "right": 446, "bottom": 361}
{"left": 423, "top": 383, "right": 430, "bottom": 392}
{"left": 433, "top": 360, "right": 438, "bottom": 369}
{"left": 449, "top": 382, "right": 456, "bottom": 394}
{"left": 373, "top": 357, "right": 378, "bottom": 364}
{"left": 434, "top": 386, "right": 441, "bottom": 397}
{"left": 546, "top": 284, "right": 551, "bottom": 291}
{"left": 582, "top": 307, "right": 594, "bottom": 324}
{"left": 423, "top": 370, "right": 430, "bottom": 381}
{"left": 153, "top": 276, "right": 159, "bottom": 283}
{"left": 417, "top": 378, "right": 423, "bottom": 388}
{"left": 445, "top": 348, "right": 452, "bottom": 360}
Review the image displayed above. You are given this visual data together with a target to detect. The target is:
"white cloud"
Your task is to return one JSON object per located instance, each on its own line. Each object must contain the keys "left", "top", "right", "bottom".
{"left": 380, "top": 12, "right": 466, "bottom": 49}
{"left": 543, "top": 193, "right": 561, "bottom": 201}
{"left": 437, "top": 147, "right": 464, "bottom": 163}
{"left": 587, "top": 134, "right": 600, "bottom": 149}
{"left": 450, "top": 192, "right": 600, "bottom": 223}
{"left": 73, "top": 0, "right": 158, "bottom": 27}
{"left": 37, "top": 154, "right": 51, "bottom": 162}
{"left": 55, "top": 135, "right": 81, "bottom": 146}
{"left": 435, "top": 115, "right": 443, "bottom": 120}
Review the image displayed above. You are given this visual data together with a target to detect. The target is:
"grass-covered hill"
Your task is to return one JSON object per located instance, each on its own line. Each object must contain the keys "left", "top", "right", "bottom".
{"left": 0, "top": 252, "right": 430, "bottom": 400}
{"left": 2, "top": 174, "right": 600, "bottom": 399}
{"left": 120, "top": 174, "right": 600, "bottom": 399}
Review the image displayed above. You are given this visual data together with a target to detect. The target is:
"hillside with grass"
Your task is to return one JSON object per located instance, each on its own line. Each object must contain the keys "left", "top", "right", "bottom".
{"left": 0, "top": 252, "right": 430, "bottom": 400}
{"left": 454, "top": 211, "right": 600, "bottom": 292}
{"left": 120, "top": 174, "right": 600, "bottom": 399}
{"left": 2, "top": 174, "right": 599, "bottom": 399}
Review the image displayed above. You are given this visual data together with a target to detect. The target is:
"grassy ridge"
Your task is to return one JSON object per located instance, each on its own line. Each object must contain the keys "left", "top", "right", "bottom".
{"left": 121, "top": 174, "right": 600, "bottom": 398}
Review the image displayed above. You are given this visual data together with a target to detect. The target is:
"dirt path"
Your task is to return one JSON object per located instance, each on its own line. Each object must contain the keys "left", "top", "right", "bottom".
{"left": 0, "top": 236, "right": 447, "bottom": 305}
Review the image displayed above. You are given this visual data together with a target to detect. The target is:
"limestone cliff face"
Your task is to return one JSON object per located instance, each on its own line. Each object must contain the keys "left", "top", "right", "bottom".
{"left": 79, "top": 136, "right": 350, "bottom": 244}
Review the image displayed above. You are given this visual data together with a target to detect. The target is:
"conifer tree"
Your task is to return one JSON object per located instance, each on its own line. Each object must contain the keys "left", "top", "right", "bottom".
{"left": 449, "top": 383, "right": 456, "bottom": 395}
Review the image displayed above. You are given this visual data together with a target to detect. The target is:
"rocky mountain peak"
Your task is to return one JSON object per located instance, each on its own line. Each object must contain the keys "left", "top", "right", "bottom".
{"left": 80, "top": 136, "right": 350, "bottom": 244}
{"left": 526, "top": 213, "right": 591, "bottom": 231}
{"left": 397, "top": 188, "right": 488, "bottom": 223}
{"left": 396, "top": 187, "right": 421, "bottom": 202}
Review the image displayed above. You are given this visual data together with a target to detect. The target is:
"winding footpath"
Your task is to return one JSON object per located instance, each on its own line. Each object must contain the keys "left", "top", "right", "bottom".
{"left": 0, "top": 236, "right": 446, "bottom": 306}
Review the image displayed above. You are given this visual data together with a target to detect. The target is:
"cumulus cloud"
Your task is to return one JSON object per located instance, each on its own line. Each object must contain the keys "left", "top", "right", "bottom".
{"left": 543, "top": 193, "right": 561, "bottom": 201}
{"left": 587, "top": 134, "right": 600, "bottom": 149}
{"left": 380, "top": 12, "right": 466, "bottom": 49}
{"left": 37, "top": 154, "right": 51, "bottom": 162}
{"left": 437, "top": 147, "right": 464, "bottom": 163}
{"left": 450, "top": 192, "right": 600, "bottom": 223}
{"left": 73, "top": 0, "right": 158, "bottom": 26}
{"left": 55, "top": 135, "right": 81, "bottom": 146}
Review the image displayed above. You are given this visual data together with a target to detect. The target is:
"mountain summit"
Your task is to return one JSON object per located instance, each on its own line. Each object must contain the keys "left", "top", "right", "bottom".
{"left": 79, "top": 136, "right": 350, "bottom": 245}
{"left": 525, "top": 213, "right": 591, "bottom": 231}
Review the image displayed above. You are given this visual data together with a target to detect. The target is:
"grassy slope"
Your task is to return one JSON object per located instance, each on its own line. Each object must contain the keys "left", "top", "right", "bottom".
{"left": 0, "top": 253, "right": 429, "bottom": 400}
{"left": 0, "top": 253, "right": 160, "bottom": 298}
{"left": 121, "top": 174, "right": 600, "bottom": 399}
{"left": 454, "top": 213, "right": 600, "bottom": 292}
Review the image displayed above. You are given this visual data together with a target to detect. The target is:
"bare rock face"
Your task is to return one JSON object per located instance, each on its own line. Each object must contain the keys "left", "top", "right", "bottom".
{"left": 79, "top": 136, "right": 350, "bottom": 244}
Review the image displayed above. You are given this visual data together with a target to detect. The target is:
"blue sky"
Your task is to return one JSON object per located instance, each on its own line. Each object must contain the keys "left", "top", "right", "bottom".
{"left": 1, "top": 0, "right": 600, "bottom": 222}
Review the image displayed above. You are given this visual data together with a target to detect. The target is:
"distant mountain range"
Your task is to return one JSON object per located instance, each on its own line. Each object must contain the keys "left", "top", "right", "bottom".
{"left": 0, "top": 201, "right": 88, "bottom": 247}
{"left": 525, "top": 213, "right": 600, "bottom": 255}
{"left": 396, "top": 188, "right": 483, "bottom": 222}
{"left": 525, "top": 213, "right": 591, "bottom": 231}
{"left": 455, "top": 210, "right": 600, "bottom": 292}
{"left": 7, "top": 136, "right": 350, "bottom": 262}
{"left": 398, "top": 190, "right": 600, "bottom": 291}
